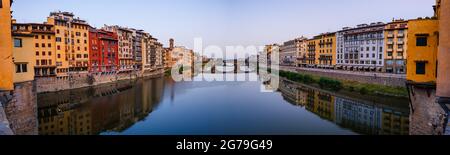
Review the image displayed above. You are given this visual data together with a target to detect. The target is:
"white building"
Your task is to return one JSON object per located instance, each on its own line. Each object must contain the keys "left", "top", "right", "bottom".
{"left": 336, "top": 22, "right": 385, "bottom": 72}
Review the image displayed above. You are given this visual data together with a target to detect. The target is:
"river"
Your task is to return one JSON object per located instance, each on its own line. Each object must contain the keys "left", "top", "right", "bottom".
{"left": 36, "top": 73, "right": 410, "bottom": 135}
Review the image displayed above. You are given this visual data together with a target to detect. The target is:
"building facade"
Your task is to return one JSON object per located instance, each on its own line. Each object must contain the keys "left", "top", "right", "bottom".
{"left": 384, "top": 20, "right": 408, "bottom": 74}
{"left": 406, "top": 18, "right": 439, "bottom": 84}
{"left": 314, "top": 33, "right": 336, "bottom": 68}
{"left": 47, "top": 11, "right": 90, "bottom": 76}
{"left": 0, "top": 0, "right": 14, "bottom": 90}
{"left": 12, "top": 29, "right": 36, "bottom": 83}
{"left": 12, "top": 22, "right": 57, "bottom": 77}
{"left": 263, "top": 44, "right": 281, "bottom": 66}
{"left": 131, "top": 29, "right": 145, "bottom": 71}
{"left": 103, "top": 25, "right": 134, "bottom": 72}
{"left": 437, "top": 0, "right": 450, "bottom": 98}
{"left": 88, "top": 28, "right": 119, "bottom": 73}
{"left": 336, "top": 23, "right": 385, "bottom": 72}
{"left": 307, "top": 38, "right": 318, "bottom": 67}
{"left": 280, "top": 38, "right": 305, "bottom": 67}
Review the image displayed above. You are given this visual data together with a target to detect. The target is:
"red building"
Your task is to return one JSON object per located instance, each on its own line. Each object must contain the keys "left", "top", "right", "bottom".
{"left": 89, "top": 28, "right": 119, "bottom": 73}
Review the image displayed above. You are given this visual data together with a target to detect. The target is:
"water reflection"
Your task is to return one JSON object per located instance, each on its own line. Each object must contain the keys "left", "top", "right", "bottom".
{"left": 36, "top": 74, "right": 410, "bottom": 135}
{"left": 278, "top": 78, "right": 410, "bottom": 135}
{"left": 37, "top": 77, "right": 165, "bottom": 135}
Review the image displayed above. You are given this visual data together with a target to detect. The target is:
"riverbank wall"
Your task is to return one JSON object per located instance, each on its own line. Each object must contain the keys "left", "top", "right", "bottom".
{"left": 0, "top": 81, "right": 37, "bottom": 135}
{"left": 280, "top": 66, "right": 406, "bottom": 88}
{"left": 0, "top": 92, "right": 13, "bottom": 135}
{"left": 407, "top": 83, "right": 449, "bottom": 135}
{"left": 36, "top": 69, "right": 164, "bottom": 94}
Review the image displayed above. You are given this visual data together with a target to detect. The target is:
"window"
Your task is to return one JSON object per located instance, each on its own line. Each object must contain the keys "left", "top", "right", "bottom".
{"left": 42, "top": 43, "right": 46, "bottom": 48}
{"left": 35, "top": 43, "right": 39, "bottom": 48}
{"left": 0, "top": 0, "right": 2, "bottom": 8}
{"left": 416, "top": 62, "right": 426, "bottom": 75}
{"left": 42, "top": 52, "right": 45, "bottom": 56}
{"left": 48, "top": 52, "right": 52, "bottom": 56}
{"left": 36, "top": 51, "right": 39, "bottom": 56}
{"left": 57, "top": 54, "right": 61, "bottom": 59}
{"left": 15, "top": 64, "right": 28, "bottom": 73}
{"left": 14, "top": 38, "right": 23, "bottom": 47}
{"left": 56, "top": 29, "right": 60, "bottom": 34}
{"left": 398, "top": 52, "right": 403, "bottom": 57}
{"left": 57, "top": 46, "right": 60, "bottom": 50}
{"left": 41, "top": 35, "right": 45, "bottom": 39}
{"left": 48, "top": 43, "right": 51, "bottom": 47}
{"left": 36, "top": 60, "right": 40, "bottom": 66}
{"left": 388, "top": 52, "right": 393, "bottom": 56}
{"left": 416, "top": 37, "right": 428, "bottom": 46}
{"left": 48, "top": 36, "right": 51, "bottom": 40}
{"left": 56, "top": 37, "right": 62, "bottom": 42}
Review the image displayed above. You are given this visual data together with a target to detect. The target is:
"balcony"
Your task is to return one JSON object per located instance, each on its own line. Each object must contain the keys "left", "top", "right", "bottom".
{"left": 397, "top": 33, "right": 404, "bottom": 38}
{"left": 398, "top": 48, "right": 404, "bottom": 52}
{"left": 387, "top": 41, "right": 394, "bottom": 45}
{"left": 397, "top": 41, "right": 404, "bottom": 45}
{"left": 387, "top": 34, "right": 394, "bottom": 38}
{"left": 387, "top": 49, "right": 393, "bottom": 52}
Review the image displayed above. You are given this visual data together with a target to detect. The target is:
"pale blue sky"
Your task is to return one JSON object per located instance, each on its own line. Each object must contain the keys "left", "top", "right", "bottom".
{"left": 12, "top": 0, "right": 435, "bottom": 49}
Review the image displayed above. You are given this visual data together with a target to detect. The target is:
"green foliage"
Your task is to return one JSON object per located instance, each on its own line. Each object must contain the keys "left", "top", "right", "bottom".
{"left": 278, "top": 69, "right": 408, "bottom": 98}
{"left": 319, "top": 77, "right": 343, "bottom": 91}
{"left": 359, "top": 87, "right": 369, "bottom": 95}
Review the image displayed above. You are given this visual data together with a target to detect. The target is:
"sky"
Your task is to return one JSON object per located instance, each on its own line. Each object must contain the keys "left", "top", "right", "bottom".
{"left": 12, "top": 0, "right": 436, "bottom": 50}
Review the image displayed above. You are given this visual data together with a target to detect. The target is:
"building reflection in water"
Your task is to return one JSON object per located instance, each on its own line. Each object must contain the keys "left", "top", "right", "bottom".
{"left": 278, "top": 78, "right": 410, "bottom": 135}
{"left": 37, "top": 77, "right": 165, "bottom": 135}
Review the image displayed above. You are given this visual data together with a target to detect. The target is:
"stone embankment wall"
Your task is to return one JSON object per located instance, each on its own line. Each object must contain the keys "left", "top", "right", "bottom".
{"left": 36, "top": 69, "right": 164, "bottom": 93}
{"left": 408, "top": 84, "right": 448, "bottom": 135}
{"left": 282, "top": 67, "right": 406, "bottom": 87}
{"left": 3, "top": 81, "right": 37, "bottom": 135}
{"left": 0, "top": 91, "right": 14, "bottom": 135}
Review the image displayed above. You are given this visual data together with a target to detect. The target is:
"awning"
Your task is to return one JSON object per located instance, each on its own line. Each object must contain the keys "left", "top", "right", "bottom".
{"left": 364, "top": 67, "right": 369, "bottom": 70}
{"left": 358, "top": 66, "right": 363, "bottom": 69}
{"left": 370, "top": 67, "right": 375, "bottom": 70}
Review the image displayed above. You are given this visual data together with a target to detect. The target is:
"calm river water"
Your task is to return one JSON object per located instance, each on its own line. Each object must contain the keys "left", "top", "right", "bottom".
{"left": 37, "top": 73, "right": 410, "bottom": 135}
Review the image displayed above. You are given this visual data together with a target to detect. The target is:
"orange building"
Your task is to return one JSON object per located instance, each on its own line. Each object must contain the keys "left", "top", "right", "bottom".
{"left": 47, "top": 11, "right": 91, "bottom": 76}
{"left": 0, "top": 0, "right": 14, "bottom": 90}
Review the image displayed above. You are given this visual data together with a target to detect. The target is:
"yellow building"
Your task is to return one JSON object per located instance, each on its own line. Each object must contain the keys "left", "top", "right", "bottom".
{"left": 384, "top": 20, "right": 408, "bottom": 74}
{"left": 12, "top": 31, "right": 36, "bottom": 83}
{"left": 306, "top": 38, "right": 318, "bottom": 67}
{"left": 406, "top": 18, "right": 439, "bottom": 84}
{"left": 12, "top": 22, "right": 57, "bottom": 77}
{"left": 0, "top": 0, "right": 14, "bottom": 90}
{"left": 314, "top": 33, "right": 336, "bottom": 68}
{"left": 47, "top": 11, "right": 90, "bottom": 76}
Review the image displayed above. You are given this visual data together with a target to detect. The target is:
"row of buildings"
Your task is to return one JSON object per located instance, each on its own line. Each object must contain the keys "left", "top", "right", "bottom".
{"left": 273, "top": 20, "right": 407, "bottom": 74}
{"left": 270, "top": 1, "right": 441, "bottom": 77}
{"left": 0, "top": 0, "right": 196, "bottom": 92}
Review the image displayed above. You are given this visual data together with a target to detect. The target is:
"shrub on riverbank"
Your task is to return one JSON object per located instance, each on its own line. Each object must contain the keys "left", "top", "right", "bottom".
{"left": 319, "top": 77, "right": 343, "bottom": 91}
